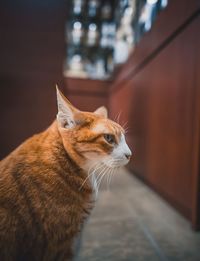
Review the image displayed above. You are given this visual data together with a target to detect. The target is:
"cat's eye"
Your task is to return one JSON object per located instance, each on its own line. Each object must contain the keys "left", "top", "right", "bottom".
{"left": 103, "top": 134, "right": 115, "bottom": 144}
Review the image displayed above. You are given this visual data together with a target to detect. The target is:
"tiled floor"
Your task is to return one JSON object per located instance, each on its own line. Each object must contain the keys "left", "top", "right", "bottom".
{"left": 76, "top": 168, "right": 200, "bottom": 261}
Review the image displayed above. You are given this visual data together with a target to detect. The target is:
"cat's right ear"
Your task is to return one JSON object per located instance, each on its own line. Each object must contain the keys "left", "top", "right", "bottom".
{"left": 56, "top": 85, "right": 78, "bottom": 129}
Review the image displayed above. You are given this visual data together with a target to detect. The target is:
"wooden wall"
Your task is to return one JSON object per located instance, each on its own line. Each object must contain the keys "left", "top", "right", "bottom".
{"left": 0, "top": 1, "right": 67, "bottom": 159}
{"left": 64, "top": 77, "right": 110, "bottom": 112}
{"left": 109, "top": 0, "right": 200, "bottom": 229}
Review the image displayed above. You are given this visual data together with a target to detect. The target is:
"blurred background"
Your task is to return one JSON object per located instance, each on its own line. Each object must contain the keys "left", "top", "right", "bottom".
{"left": 0, "top": 0, "right": 200, "bottom": 260}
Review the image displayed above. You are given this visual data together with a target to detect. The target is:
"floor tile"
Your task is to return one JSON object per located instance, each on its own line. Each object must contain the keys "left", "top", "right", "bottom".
{"left": 76, "top": 219, "right": 161, "bottom": 261}
{"left": 75, "top": 168, "right": 200, "bottom": 261}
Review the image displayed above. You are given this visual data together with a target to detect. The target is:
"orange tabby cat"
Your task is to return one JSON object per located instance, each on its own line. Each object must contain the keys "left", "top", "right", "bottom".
{"left": 0, "top": 87, "right": 132, "bottom": 260}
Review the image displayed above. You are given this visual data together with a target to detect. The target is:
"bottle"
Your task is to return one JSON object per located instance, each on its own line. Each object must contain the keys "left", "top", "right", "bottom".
{"left": 72, "top": 0, "right": 85, "bottom": 17}
{"left": 88, "top": 0, "right": 100, "bottom": 18}
{"left": 68, "top": 0, "right": 86, "bottom": 45}
{"left": 71, "top": 20, "right": 84, "bottom": 45}
{"left": 86, "top": 22, "right": 99, "bottom": 47}
{"left": 101, "top": 1, "right": 112, "bottom": 22}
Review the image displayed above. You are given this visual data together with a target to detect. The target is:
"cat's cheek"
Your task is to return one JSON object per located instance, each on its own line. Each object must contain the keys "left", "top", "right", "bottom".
{"left": 82, "top": 153, "right": 104, "bottom": 167}
{"left": 109, "top": 134, "right": 132, "bottom": 166}
{"left": 84, "top": 152, "right": 99, "bottom": 159}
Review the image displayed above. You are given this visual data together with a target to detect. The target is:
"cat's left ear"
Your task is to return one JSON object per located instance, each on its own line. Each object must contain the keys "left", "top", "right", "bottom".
{"left": 94, "top": 106, "right": 108, "bottom": 118}
{"left": 56, "top": 85, "right": 79, "bottom": 128}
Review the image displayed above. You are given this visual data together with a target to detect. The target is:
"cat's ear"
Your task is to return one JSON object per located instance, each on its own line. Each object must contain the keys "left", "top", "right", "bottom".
{"left": 56, "top": 85, "right": 79, "bottom": 128}
{"left": 94, "top": 106, "right": 108, "bottom": 118}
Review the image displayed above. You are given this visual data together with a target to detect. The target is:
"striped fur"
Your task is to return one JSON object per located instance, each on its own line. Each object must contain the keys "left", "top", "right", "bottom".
{"left": 0, "top": 88, "right": 131, "bottom": 260}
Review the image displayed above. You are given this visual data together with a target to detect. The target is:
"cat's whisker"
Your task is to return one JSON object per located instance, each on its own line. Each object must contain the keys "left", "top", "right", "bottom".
{"left": 108, "top": 169, "right": 113, "bottom": 188}
{"left": 109, "top": 163, "right": 118, "bottom": 178}
{"left": 109, "top": 161, "right": 120, "bottom": 166}
{"left": 124, "top": 127, "right": 130, "bottom": 134}
{"left": 110, "top": 168, "right": 115, "bottom": 186}
{"left": 122, "top": 121, "right": 129, "bottom": 131}
{"left": 80, "top": 156, "right": 123, "bottom": 193}
{"left": 107, "top": 168, "right": 114, "bottom": 188}
{"left": 95, "top": 164, "right": 108, "bottom": 185}
{"left": 79, "top": 171, "right": 95, "bottom": 191}
{"left": 90, "top": 162, "right": 106, "bottom": 177}
{"left": 116, "top": 111, "right": 122, "bottom": 124}
{"left": 79, "top": 162, "right": 103, "bottom": 191}
{"left": 91, "top": 163, "right": 109, "bottom": 197}
{"left": 109, "top": 160, "right": 121, "bottom": 185}
{"left": 88, "top": 162, "right": 103, "bottom": 174}
{"left": 122, "top": 121, "right": 128, "bottom": 128}
{"left": 113, "top": 114, "right": 117, "bottom": 122}
{"left": 96, "top": 162, "right": 111, "bottom": 188}
{"left": 114, "top": 111, "right": 121, "bottom": 123}
{"left": 105, "top": 158, "right": 122, "bottom": 168}
{"left": 106, "top": 168, "right": 111, "bottom": 190}
{"left": 96, "top": 170, "right": 108, "bottom": 191}
{"left": 106, "top": 167, "right": 113, "bottom": 191}
{"left": 97, "top": 159, "right": 120, "bottom": 190}
{"left": 97, "top": 166, "right": 108, "bottom": 185}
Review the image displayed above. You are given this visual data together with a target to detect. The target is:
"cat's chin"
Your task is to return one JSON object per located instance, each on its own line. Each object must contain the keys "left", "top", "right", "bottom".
{"left": 103, "top": 159, "right": 129, "bottom": 169}
{"left": 82, "top": 156, "right": 129, "bottom": 173}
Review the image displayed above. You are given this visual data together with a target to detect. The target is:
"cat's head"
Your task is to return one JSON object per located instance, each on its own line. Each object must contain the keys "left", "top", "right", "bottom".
{"left": 56, "top": 87, "right": 132, "bottom": 171}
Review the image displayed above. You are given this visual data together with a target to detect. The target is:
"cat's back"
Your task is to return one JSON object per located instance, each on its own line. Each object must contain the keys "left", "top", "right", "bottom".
{"left": 0, "top": 126, "right": 47, "bottom": 172}
{"left": 0, "top": 122, "right": 74, "bottom": 218}
{"left": 0, "top": 122, "right": 66, "bottom": 181}
{"left": 0, "top": 129, "right": 51, "bottom": 259}
{"left": 0, "top": 128, "right": 48, "bottom": 198}
{"left": 0, "top": 123, "right": 91, "bottom": 260}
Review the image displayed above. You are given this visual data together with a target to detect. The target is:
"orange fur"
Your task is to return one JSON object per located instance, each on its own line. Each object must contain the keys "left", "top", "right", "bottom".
{"left": 0, "top": 88, "right": 128, "bottom": 260}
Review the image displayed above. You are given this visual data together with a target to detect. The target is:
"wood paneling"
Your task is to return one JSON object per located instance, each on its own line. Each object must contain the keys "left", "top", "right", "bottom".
{"left": 65, "top": 77, "right": 110, "bottom": 94}
{"left": 0, "top": 1, "right": 67, "bottom": 159}
{"left": 191, "top": 21, "right": 200, "bottom": 229}
{"left": 110, "top": 1, "right": 200, "bottom": 229}
{"left": 113, "top": 0, "right": 200, "bottom": 88}
{"left": 66, "top": 93, "right": 108, "bottom": 112}
{"left": 0, "top": 78, "right": 58, "bottom": 159}
{"left": 64, "top": 77, "right": 110, "bottom": 112}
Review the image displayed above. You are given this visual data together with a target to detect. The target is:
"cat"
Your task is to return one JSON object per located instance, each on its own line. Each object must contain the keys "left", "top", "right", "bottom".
{"left": 0, "top": 86, "right": 132, "bottom": 261}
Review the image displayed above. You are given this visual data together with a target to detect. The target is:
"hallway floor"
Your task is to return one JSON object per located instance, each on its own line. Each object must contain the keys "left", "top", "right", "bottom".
{"left": 76, "top": 168, "right": 200, "bottom": 261}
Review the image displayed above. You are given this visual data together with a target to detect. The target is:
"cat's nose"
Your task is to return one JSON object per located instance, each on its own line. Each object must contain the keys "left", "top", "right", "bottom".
{"left": 125, "top": 152, "right": 132, "bottom": 160}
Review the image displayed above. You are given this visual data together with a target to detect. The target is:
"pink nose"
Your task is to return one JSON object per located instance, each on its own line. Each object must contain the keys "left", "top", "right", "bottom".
{"left": 125, "top": 153, "right": 132, "bottom": 160}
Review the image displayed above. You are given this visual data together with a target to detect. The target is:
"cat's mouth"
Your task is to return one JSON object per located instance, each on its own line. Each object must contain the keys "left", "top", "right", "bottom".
{"left": 103, "top": 158, "right": 129, "bottom": 168}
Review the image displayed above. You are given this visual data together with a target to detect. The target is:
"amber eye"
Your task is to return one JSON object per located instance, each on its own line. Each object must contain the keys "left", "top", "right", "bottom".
{"left": 103, "top": 134, "right": 115, "bottom": 144}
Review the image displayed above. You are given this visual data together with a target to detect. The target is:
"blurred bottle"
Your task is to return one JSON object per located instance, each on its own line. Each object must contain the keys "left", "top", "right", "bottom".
{"left": 72, "top": 0, "right": 85, "bottom": 17}
{"left": 66, "top": 0, "right": 86, "bottom": 46}
{"left": 101, "top": 0, "right": 112, "bottom": 22}
{"left": 65, "top": 44, "right": 88, "bottom": 78}
{"left": 88, "top": 0, "right": 100, "bottom": 18}
{"left": 86, "top": 22, "right": 99, "bottom": 46}
{"left": 100, "top": 22, "right": 115, "bottom": 75}
{"left": 71, "top": 20, "right": 84, "bottom": 45}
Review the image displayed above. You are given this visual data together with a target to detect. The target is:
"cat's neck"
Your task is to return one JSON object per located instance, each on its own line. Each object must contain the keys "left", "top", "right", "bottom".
{"left": 45, "top": 121, "right": 78, "bottom": 168}
{"left": 47, "top": 122, "right": 94, "bottom": 195}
